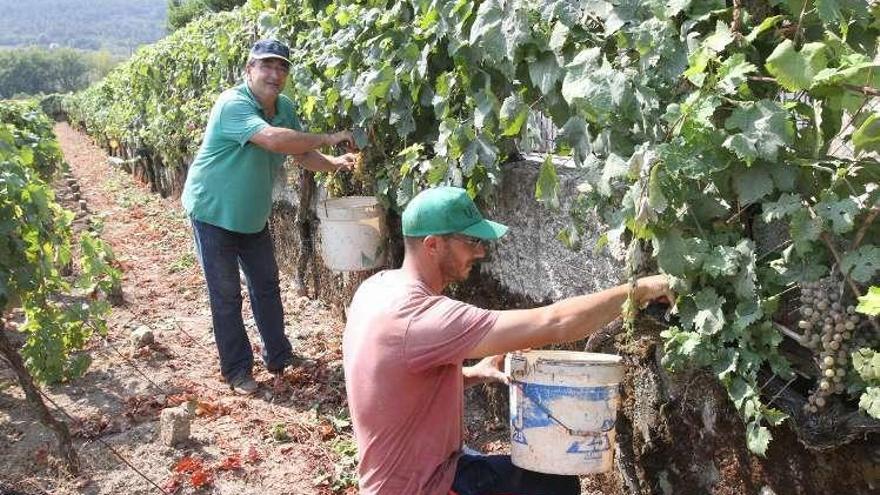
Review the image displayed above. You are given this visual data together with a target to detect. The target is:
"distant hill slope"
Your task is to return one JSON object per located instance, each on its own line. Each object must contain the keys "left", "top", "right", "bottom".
{"left": 0, "top": 0, "right": 166, "bottom": 55}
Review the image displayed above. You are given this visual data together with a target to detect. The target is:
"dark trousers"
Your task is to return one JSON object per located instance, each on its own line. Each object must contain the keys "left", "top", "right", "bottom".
{"left": 452, "top": 454, "right": 580, "bottom": 495}
{"left": 190, "top": 218, "right": 293, "bottom": 382}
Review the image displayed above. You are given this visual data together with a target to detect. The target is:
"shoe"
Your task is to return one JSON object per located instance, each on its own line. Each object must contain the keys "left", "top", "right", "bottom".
{"left": 267, "top": 355, "right": 315, "bottom": 376}
{"left": 267, "top": 355, "right": 295, "bottom": 376}
{"left": 229, "top": 374, "right": 259, "bottom": 395}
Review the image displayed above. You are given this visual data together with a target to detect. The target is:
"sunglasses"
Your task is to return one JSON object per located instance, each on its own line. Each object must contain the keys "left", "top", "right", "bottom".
{"left": 448, "top": 234, "right": 487, "bottom": 249}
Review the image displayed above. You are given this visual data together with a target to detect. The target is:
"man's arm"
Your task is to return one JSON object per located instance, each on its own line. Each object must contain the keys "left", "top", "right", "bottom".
{"left": 291, "top": 150, "right": 357, "bottom": 172}
{"left": 466, "top": 275, "right": 671, "bottom": 359}
{"left": 249, "top": 126, "right": 352, "bottom": 155}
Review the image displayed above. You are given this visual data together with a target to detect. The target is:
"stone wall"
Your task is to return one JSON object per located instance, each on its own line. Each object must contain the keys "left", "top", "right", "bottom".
{"left": 485, "top": 158, "right": 623, "bottom": 301}
{"left": 269, "top": 157, "right": 624, "bottom": 313}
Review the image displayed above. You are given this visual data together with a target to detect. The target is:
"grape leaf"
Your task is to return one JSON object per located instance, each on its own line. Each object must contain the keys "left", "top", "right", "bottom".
{"left": 535, "top": 155, "right": 560, "bottom": 210}
{"left": 500, "top": 1, "right": 530, "bottom": 63}
{"left": 816, "top": 0, "right": 870, "bottom": 25}
{"left": 763, "top": 407, "right": 788, "bottom": 427}
{"left": 660, "top": 327, "right": 710, "bottom": 371}
{"left": 653, "top": 230, "right": 687, "bottom": 277}
{"left": 704, "top": 21, "right": 735, "bottom": 53}
{"left": 765, "top": 40, "right": 828, "bottom": 91}
{"left": 745, "top": 15, "right": 783, "bottom": 43}
{"left": 499, "top": 94, "right": 528, "bottom": 137}
{"left": 717, "top": 53, "right": 757, "bottom": 94}
{"left": 761, "top": 193, "right": 802, "bottom": 222}
{"left": 474, "top": 134, "right": 499, "bottom": 167}
{"left": 562, "top": 50, "right": 628, "bottom": 123}
{"left": 841, "top": 245, "right": 880, "bottom": 283}
{"left": 684, "top": 47, "right": 711, "bottom": 87}
{"left": 390, "top": 98, "right": 416, "bottom": 138}
{"left": 562, "top": 48, "right": 602, "bottom": 104}
{"left": 598, "top": 153, "right": 630, "bottom": 196}
{"left": 528, "top": 51, "right": 562, "bottom": 95}
{"left": 817, "top": 0, "right": 845, "bottom": 24}
{"left": 856, "top": 286, "right": 880, "bottom": 316}
{"left": 724, "top": 100, "right": 794, "bottom": 162}
{"left": 724, "top": 134, "right": 758, "bottom": 165}
{"left": 694, "top": 287, "right": 726, "bottom": 335}
{"left": 559, "top": 116, "right": 591, "bottom": 166}
{"left": 859, "top": 387, "right": 880, "bottom": 419}
{"left": 665, "top": 0, "right": 691, "bottom": 17}
{"left": 703, "top": 245, "right": 740, "bottom": 278}
{"left": 770, "top": 245, "right": 827, "bottom": 283}
{"left": 789, "top": 210, "right": 822, "bottom": 254}
{"left": 728, "top": 376, "right": 757, "bottom": 410}
{"left": 732, "top": 300, "right": 763, "bottom": 332}
{"left": 711, "top": 348, "right": 738, "bottom": 380}
{"left": 549, "top": 21, "right": 569, "bottom": 52}
{"left": 815, "top": 195, "right": 859, "bottom": 234}
{"left": 469, "top": 0, "right": 505, "bottom": 61}
{"left": 852, "top": 348, "right": 880, "bottom": 382}
{"left": 647, "top": 163, "right": 667, "bottom": 213}
{"left": 460, "top": 140, "right": 479, "bottom": 174}
{"left": 733, "top": 164, "right": 774, "bottom": 205}
{"left": 733, "top": 240, "right": 757, "bottom": 299}
{"left": 768, "top": 163, "right": 798, "bottom": 192}
{"left": 473, "top": 88, "right": 498, "bottom": 131}
{"left": 660, "top": 137, "right": 725, "bottom": 178}
{"left": 852, "top": 113, "right": 880, "bottom": 156}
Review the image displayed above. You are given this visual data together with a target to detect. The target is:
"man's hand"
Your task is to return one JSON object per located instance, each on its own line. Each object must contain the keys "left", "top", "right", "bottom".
{"left": 634, "top": 274, "right": 674, "bottom": 307}
{"left": 326, "top": 130, "right": 356, "bottom": 150}
{"left": 463, "top": 354, "right": 509, "bottom": 388}
{"left": 332, "top": 153, "right": 359, "bottom": 171}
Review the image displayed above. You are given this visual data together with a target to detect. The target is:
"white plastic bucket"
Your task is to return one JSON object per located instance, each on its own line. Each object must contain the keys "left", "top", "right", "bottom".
{"left": 506, "top": 350, "right": 624, "bottom": 475}
{"left": 316, "top": 196, "right": 386, "bottom": 271}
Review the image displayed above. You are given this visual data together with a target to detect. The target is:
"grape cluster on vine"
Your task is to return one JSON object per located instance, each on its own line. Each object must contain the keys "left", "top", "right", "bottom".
{"left": 799, "top": 276, "right": 863, "bottom": 413}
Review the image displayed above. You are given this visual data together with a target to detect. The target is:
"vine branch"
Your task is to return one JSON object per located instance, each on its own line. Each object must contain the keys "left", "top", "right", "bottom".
{"left": 852, "top": 203, "right": 880, "bottom": 251}
{"left": 732, "top": 0, "right": 743, "bottom": 34}
{"left": 748, "top": 76, "right": 880, "bottom": 97}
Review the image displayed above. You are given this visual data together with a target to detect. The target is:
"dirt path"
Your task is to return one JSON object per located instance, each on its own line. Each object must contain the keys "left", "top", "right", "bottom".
{"left": 1, "top": 123, "right": 355, "bottom": 494}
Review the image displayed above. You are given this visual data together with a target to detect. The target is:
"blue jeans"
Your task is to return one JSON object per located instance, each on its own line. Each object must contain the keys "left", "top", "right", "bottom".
{"left": 190, "top": 218, "right": 293, "bottom": 382}
{"left": 452, "top": 454, "right": 580, "bottom": 495}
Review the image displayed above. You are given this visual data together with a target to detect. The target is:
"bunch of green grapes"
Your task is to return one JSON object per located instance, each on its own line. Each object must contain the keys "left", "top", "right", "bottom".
{"left": 798, "top": 276, "right": 863, "bottom": 413}
{"left": 326, "top": 171, "right": 345, "bottom": 197}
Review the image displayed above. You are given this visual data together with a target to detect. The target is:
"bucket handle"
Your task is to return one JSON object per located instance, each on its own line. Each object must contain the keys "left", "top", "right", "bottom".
{"left": 509, "top": 355, "right": 618, "bottom": 379}
{"left": 511, "top": 380, "right": 617, "bottom": 438}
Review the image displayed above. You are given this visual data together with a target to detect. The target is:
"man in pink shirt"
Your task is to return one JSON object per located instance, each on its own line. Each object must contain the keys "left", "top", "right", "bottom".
{"left": 343, "top": 187, "right": 671, "bottom": 495}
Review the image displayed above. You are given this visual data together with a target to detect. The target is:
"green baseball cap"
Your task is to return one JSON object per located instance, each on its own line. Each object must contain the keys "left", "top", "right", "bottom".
{"left": 402, "top": 187, "right": 508, "bottom": 240}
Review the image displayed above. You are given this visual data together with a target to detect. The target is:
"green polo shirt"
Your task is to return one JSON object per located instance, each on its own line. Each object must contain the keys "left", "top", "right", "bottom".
{"left": 182, "top": 83, "right": 302, "bottom": 233}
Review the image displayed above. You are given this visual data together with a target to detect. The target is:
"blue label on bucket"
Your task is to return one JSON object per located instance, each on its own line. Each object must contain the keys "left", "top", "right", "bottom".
{"left": 511, "top": 382, "right": 617, "bottom": 447}
{"left": 566, "top": 435, "right": 610, "bottom": 459}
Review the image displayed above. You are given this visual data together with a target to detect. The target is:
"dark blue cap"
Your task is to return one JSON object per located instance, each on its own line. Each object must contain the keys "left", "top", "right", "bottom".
{"left": 249, "top": 39, "right": 292, "bottom": 65}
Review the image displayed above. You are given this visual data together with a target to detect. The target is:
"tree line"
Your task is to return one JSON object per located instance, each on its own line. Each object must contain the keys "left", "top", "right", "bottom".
{"left": 0, "top": 47, "right": 120, "bottom": 99}
{"left": 0, "top": 0, "right": 165, "bottom": 55}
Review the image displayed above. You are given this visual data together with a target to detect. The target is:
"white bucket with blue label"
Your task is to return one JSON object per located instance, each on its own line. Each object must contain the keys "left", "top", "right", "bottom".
{"left": 316, "top": 196, "right": 386, "bottom": 272}
{"left": 506, "top": 350, "right": 624, "bottom": 475}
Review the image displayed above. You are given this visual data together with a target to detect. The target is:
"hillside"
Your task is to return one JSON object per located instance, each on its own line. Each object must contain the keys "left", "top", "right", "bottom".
{"left": 0, "top": 0, "right": 166, "bottom": 55}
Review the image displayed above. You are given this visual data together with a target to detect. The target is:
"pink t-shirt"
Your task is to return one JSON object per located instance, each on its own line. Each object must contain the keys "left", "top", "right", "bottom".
{"left": 343, "top": 270, "right": 498, "bottom": 495}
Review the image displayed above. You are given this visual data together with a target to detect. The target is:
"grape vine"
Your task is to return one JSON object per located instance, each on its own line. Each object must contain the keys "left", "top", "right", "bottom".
{"left": 1, "top": 100, "right": 119, "bottom": 384}
{"left": 65, "top": 0, "right": 880, "bottom": 453}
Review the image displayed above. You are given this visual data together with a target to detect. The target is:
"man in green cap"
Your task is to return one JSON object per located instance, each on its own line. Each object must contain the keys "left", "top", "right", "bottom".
{"left": 182, "top": 39, "right": 358, "bottom": 395}
{"left": 343, "top": 186, "right": 672, "bottom": 495}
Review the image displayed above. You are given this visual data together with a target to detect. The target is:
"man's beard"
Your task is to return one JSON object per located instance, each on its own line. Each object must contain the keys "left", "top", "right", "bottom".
{"left": 439, "top": 250, "right": 469, "bottom": 284}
